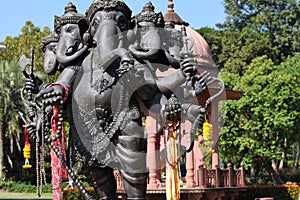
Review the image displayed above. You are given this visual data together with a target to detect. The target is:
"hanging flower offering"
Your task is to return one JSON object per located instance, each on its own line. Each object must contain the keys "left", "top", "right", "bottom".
{"left": 23, "top": 144, "right": 32, "bottom": 169}
{"left": 200, "top": 119, "right": 214, "bottom": 155}
{"left": 22, "top": 125, "right": 32, "bottom": 169}
{"left": 202, "top": 121, "right": 213, "bottom": 140}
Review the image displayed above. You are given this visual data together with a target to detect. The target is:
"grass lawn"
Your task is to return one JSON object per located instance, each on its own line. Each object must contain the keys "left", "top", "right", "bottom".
{"left": 0, "top": 192, "right": 52, "bottom": 199}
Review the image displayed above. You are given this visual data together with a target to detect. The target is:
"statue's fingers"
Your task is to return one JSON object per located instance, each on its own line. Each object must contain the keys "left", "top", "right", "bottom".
{"left": 181, "top": 57, "right": 197, "bottom": 65}
{"left": 24, "top": 78, "right": 34, "bottom": 84}
{"left": 24, "top": 85, "right": 35, "bottom": 90}
{"left": 182, "top": 61, "right": 197, "bottom": 70}
{"left": 171, "top": 104, "right": 176, "bottom": 111}
{"left": 28, "top": 131, "right": 36, "bottom": 140}
{"left": 165, "top": 105, "right": 171, "bottom": 113}
{"left": 181, "top": 65, "right": 195, "bottom": 74}
{"left": 175, "top": 104, "right": 180, "bottom": 113}
{"left": 195, "top": 88, "right": 203, "bottom": 96}
{"left": 24, "top": 81, "right": 35, "bottom": 86}
{"left": 199, "top": 72, "right": 211, "bottom": 83}
{"left": 37, "top": 87, "right": 54, "bottom": 99}
{"left": 199, "top": 71, "right": 209, "bottom": 78}
{"left": 27, "top": 122, "right": 37, "bottom": 139}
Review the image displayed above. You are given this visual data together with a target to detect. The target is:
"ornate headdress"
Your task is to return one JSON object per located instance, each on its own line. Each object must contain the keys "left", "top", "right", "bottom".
{"left": 54, "top": 2, "right": 88, "bottom": 34}
{"left": 135, "top": 1, "right": 164, "bottom": 27}
{"left": 40, "top": 33, "right": 60, "bottom": 52}
{"left": 86, "top": 0, "right": 132, "bottom": 22}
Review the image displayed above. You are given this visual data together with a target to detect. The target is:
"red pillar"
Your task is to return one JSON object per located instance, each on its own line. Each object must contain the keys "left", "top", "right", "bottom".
{"left": 193, "top": 135, "right": 205, "bottom": 186}
{"left": 210, "top": 101, "right": 219, "bottom": 168}
{"left": 185, "top": 149, "right": 196, "bottom": 188}
{"left": 146, "top": 115, "right": 162, "bottom": 189}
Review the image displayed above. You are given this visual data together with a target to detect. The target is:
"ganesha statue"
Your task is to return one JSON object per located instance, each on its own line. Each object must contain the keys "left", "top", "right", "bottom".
{"left": 20, "top": 1, "right": 222, "bottom": 200}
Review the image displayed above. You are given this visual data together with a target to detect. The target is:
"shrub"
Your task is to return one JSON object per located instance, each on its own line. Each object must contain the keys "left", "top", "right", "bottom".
{"left": 285, "top": 184, "right": 300, "bottom": 200}
{"left": 239, "top": 184, "right": 300, "bottom": 200}
{"left": 0, "top": 180, "right": 51, "bottom": 193}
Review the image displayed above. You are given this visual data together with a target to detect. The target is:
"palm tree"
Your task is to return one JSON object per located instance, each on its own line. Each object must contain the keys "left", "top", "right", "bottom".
{"left": 0, "top": 60, "right": 25, "bottom": 179}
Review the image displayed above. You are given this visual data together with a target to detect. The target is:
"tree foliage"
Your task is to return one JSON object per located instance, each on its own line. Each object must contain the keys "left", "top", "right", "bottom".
{"left": 0, "top": 60, "right": 26, "bottom": 178}
{"left": 197, "top": 27, "right": 223, "bottom": 69}
{"left": 196, "top": 1, "right": 300, "bottom": 181}
{"left": 0, "top": 21, "right": 51, "bottom": 77}
{"left": 219, "top": 55, "right": 300, "bottom": 181}
{"left": 0, "top": 21, "right": 53, "bottom": 179}
{"left": 214, "top": 0, "right": 300, "bottom": 75}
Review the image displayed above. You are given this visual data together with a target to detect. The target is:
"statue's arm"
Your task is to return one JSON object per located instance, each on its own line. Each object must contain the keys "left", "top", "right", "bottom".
{"left": 182, "top": 103, "right": 205, "bottom": 123}
{"left": 55, "top": 67, "right": 78, "bottom": 90}
{"left": 36, "top": 67, "right": 78, "bottom": 104}
{"left": 135, "top": 79, "right": 160, "bottom": 109}
{"left": 156, "top": 70, "right": 186, "bottom": 96}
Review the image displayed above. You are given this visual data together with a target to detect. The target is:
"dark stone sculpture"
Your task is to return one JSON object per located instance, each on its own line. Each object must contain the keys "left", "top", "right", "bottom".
{"left": 20, "top": 1, "right": 224, "bottom": 200}
{"left": 40, "top": 33, "right": 60, "bottom": 75}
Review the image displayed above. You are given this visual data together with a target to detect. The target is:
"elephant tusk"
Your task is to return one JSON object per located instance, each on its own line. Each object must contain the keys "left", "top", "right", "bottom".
{"left": 65, "top": 40, "right": 79, "bottom": 56}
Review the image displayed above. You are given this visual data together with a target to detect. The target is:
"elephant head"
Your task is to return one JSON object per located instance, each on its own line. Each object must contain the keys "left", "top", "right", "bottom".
{"left": 85, "top": 0, "right": 132, "bottom": 63}
{"left": 54, "top": 2, "right": 89, "bottom": 66}
{"left": 40, "top": 33, "right": 59, "bottom": 75}
{"left": 128, "top": 2, "right": 165, "bottom": 61}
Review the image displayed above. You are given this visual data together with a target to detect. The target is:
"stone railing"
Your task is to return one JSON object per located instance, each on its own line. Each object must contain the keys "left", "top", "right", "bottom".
{"left": 114, "top": 163, "right": 246, "bottom": 191}
{"left": 198, "top": 163, "right": 246, "bottom": 188}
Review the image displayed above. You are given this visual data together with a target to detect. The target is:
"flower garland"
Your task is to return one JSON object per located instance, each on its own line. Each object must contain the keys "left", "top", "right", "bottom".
{"left": 200, "top": 115, "right": 214, "bottom": 155}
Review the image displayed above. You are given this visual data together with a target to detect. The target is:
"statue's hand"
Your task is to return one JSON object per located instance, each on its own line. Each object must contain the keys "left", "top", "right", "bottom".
{"left": 180, "top": 57, "right": 198, "bottom": 81}
{"left": 184, "top": 104, "right": 206, "bottom": 152}
{"left": 37, "top": 84, "right": 64, "bottom": 106}
{"left": 193, "top": 71, "right": 212, "bottom": 96}
{"left": 25, "top": 122, "right": 37, "bottom": 140}
{"left": 24, "top": 77, "right": 40, "bottom": 94}
{"left": 185, "top": 104, "right": 206, "bottom": 125}
{"left": 164, "top": 95, "right": 181, "bottom": 122}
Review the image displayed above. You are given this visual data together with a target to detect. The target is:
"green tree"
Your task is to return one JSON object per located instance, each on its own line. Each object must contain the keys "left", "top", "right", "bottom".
{"left": 276, "top": 53, "right": 300, "bottom": 169}
{"left": 0, "top": 21, "right": 51, "bottom": 77}
{"left": 0, "top": 60, "right": 25, "bottom": 179}
{"left": 219, "top": 55, "right": 300, "bottom": 184}
{"left": 0, "top": 22, "right": 52, "bottom": 179}
{"left": 196, "top": 27, "right": 223, "bottom": 69}
{"left": 216, "top": 0, "right": 300, "bottom": 75}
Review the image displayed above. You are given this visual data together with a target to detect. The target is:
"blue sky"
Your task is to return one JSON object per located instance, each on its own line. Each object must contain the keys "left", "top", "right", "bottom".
{"left": 0, "top": 0, "right": 225, "bottom": 42}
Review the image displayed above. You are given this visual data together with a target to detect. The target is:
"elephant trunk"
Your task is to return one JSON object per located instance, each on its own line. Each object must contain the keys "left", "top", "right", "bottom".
{"left": 94, "top": 19, "right": 125, "bottom": 62}
{"left": 56, "top": 39, "right": 88, "bottom": 66}
{"left": 128, "top": 29, "right": 161, "bottom": 61}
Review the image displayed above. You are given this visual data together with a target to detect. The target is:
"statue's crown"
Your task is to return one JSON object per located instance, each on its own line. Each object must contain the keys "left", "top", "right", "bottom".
{"left": 135, "top": 1, "right": 164, "bottom": 27}
{"left": 86, "top": 0, "right": 132, "bottom": 22}
{"left": 54, "top": 2, "right": 88, "bottom": 34}
{"left": 40, "top": 33, "right": 60, "bottom": 52}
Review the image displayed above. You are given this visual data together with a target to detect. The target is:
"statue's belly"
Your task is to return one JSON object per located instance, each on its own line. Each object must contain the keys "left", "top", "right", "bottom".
{"left": 73, "top": 66, "right": 116, "bottom": 116}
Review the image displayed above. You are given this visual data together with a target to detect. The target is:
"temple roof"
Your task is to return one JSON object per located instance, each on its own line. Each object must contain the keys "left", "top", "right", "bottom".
{"left": 164, "top": 0, "right": 189, "bottom": 26}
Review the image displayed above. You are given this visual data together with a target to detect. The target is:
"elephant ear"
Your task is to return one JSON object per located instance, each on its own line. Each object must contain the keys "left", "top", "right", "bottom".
{"left": 78, "top": 18, "right": 89, "bottom": 40}
{"left": 79, "top": 18, "right": 93, "bottom": 46}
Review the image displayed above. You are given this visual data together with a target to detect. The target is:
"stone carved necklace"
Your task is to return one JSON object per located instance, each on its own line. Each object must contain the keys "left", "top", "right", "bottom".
{"left": 90, "top": 50, "right": 116, "bottom": 94}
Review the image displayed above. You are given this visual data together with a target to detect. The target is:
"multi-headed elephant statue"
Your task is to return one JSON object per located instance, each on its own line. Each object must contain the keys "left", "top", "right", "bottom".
{"left": 22, "top": 1, "right": 215, "bottom": 200}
